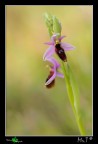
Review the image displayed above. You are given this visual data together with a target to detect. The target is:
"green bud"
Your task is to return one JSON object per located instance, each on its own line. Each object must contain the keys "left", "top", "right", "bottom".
{"left": 53, "top": 16, "right": 62, "bottom": 37}
{"left": 44, "top": 13, "right": 54, "bottom": 37}
{"left": 47, "top": 27, "right": 53, "bottom": 37}
{"left": 44, "top": 13, "right": 52, "bottom": 20}
{"left": 44, "top": 13, "right": 62, "bottom": 38}
{"left": 44, "top": 13, "right": 53, "bottom": 27}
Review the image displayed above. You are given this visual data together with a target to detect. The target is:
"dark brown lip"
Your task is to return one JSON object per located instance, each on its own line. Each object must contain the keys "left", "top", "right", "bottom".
{"left": 45, "top": 70, "right": 55, "bottom": 88}
{"left": 55, "top": 43, "right": 67, "bottom": 62}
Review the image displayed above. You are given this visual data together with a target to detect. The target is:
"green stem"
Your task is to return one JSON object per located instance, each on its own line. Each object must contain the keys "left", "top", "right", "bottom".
{"left": 61, "top": 61, "right": 86, "bottom": 135}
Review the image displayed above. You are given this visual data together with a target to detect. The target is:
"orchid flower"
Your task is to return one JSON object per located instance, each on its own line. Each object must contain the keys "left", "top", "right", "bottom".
{"left": 45, "top": 57, "right": 64, "bottom": 88}
{"left": 43, "top": 33, "right": 75, "bottom": 62}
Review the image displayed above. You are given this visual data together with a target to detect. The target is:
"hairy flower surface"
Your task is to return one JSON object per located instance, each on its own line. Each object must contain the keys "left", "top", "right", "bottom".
{"left": 45, "top": 57, "right": 64, "bottom": 88}
{"left": 43, "top": 34, "right": 75, "bottom": 62}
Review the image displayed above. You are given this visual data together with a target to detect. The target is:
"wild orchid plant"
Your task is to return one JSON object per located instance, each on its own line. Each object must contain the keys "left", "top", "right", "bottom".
{"left": 43, "top": 13, "right": 86, "bottom": 135}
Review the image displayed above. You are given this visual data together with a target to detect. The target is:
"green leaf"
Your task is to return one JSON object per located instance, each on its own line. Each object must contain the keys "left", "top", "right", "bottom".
{"left": 67, "top": 64, "right": 80, "bottom": 116}
{"left": 61, "top": 62, "right": 86, "bottom": 135}
{"left": 62, "top": 62, "right": 80, "bottom": 115}
{"left": 61, "top": 62, "right": 74, "bottom": 110}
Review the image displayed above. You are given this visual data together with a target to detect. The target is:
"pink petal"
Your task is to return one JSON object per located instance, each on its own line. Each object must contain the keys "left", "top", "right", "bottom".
{"left": 44, "top": 42, "right": 54, "bottom": 45}
{"left": 45, "top": 71, "right": 56, "bottom": 86}
{"left": 59, "top": 35, "right": 66, "bottom": 41}
{"left": 56, "top": 72, "right": 64, "bottom": 78}
{"left": 45, "top": 57, "right": 60, "bottom": 69}
{"left": 43, "top": 46, "right": 55, "bottom": 60}
{"left": 61, "top": 42, "right": 75, "bottom": 51}
{"left": 51, "top": 33, "right": 60, "bottom": 43}
{"left": 51, "top": 34, "right": 57, "bottom": 43}
{"left": 51, "top": 33, "right": 60, "bottom": 44}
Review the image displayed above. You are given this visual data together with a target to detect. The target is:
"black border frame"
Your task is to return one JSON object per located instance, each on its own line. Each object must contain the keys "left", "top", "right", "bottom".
{"left": 3, "top": 3, "right": 94, "bottom": 144}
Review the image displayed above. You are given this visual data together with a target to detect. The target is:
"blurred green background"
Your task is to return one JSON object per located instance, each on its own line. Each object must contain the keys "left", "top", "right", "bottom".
{"left": 6, "top": 6, "right": 92, "bottom": 136}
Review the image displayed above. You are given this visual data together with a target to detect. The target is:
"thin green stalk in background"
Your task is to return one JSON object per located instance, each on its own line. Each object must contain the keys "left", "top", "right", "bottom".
{"left": 61, "top": 61, "right": 86, "bottom": 135}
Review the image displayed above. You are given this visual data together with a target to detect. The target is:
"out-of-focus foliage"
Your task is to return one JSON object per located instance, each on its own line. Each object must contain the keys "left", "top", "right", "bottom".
{"left": 6, "top": 6, "right": 92, "bottom": 135}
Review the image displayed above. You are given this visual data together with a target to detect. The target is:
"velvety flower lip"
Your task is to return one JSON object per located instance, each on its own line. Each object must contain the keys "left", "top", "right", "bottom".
{"left": 45, "top": 57, "right": 64, "bottom": 86}
{"left": 43, "top": 33, "right": 75, "bottom": 61}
